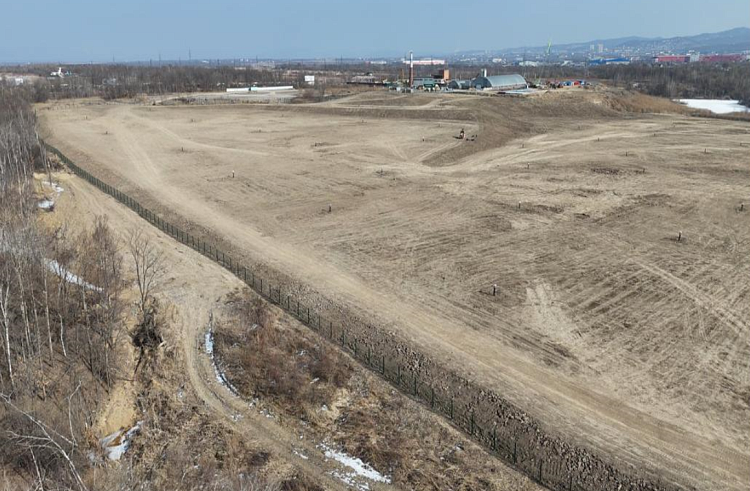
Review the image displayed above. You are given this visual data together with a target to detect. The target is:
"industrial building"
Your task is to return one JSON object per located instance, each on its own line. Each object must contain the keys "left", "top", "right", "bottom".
{"left": 588, "top": 57, "right": 631, "bottom": 66}
{"left": 447, "top": 79, "right": 471, "bottom": 90}
{"left": 470, "top": 74, "right": 527, "bottom": 91}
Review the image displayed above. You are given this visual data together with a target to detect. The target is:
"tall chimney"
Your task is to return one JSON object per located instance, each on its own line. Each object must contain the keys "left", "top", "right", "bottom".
{"left": 409, "top": 51, "right": 414, "bottom": 88}
{"left": 482, "top": 68, "right": 487, "bottom": 78}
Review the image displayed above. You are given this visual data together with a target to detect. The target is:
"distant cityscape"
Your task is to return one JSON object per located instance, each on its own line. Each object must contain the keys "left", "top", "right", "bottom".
{"left": 1, "top": 27, "right": 747, "bottom": 68}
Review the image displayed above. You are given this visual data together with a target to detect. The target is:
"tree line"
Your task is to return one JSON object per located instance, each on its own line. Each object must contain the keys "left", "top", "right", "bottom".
{"left": 0, "top": 86, "right": 128, "bottom": 490}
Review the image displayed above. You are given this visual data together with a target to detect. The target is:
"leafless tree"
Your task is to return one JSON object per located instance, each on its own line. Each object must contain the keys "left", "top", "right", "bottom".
{"left": 0, "top": 393, "right": 88, "bottom": 491}
{"left": 126, "top": 227, "right": 164, "bottom": 314}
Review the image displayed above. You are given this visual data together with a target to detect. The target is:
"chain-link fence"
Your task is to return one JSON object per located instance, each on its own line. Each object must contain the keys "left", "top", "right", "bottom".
{"left": 44, "top": 141, "right": 683, "bottom": 491}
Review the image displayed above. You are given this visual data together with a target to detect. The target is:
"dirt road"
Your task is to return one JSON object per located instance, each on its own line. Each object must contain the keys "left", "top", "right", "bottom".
{"left": 55, "top": 172, "right": 403, "bottom": 491}
{"left": 41, "top": 92, "right": 750, "bottom": 490}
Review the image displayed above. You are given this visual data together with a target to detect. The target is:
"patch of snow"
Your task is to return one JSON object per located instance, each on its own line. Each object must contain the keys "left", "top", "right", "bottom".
{"left": 330, "top": 470, "right": 369, "bottom": 490}
{"left": 679, "top": 99, "right": 750, "bottom": 114}
{"left": 204, "top": 330, "right": 214, "bottom": 355}
{"left": 100, "top": 421, "right": 142, "bottom": 461}
{"left": 205, "top": 328, "right": 240, "bottom": 396}
{"left": 41, "top": 180, "right": 64, "bottom": 194}
{"left": 46, "top": 259, "right": 102, "bottom": 291}
{"left": 37, "top": 199, "right": 55, "bottom": 210}
{"left": 319, "top": 442, "right": 391, "bottom": 489}
{"left": 293, "top": 449, "right": 309, "bottom": 460}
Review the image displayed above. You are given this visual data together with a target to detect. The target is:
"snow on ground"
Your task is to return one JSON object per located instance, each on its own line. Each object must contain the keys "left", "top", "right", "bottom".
{"left": 37, "top": 199, "right": 55, "bottom": 210}
{"left": 679, "top": 99, "right": 750, "bottom": 114}
{"left": 319, "top": 442, "right": 391, "bottom": 490}
{"left": 205, "top": 328, "right": 240, "bottom": 395}
{"left": 100, "top": 422, "right": 142, "bottom": 461}
{"left": 36, "top": 180, "right": 65, "bottom": 211}
{"left": 46, "top": 259, "right": 102, "bottom": 291}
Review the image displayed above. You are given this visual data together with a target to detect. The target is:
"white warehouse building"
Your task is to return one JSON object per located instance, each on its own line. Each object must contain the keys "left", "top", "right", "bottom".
{"left": 471, "top": 74, "right": 527, "bottom": 91}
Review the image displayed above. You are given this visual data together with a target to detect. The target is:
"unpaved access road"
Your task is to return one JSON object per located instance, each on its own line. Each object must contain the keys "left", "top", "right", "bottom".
{"left": 41, "top": 91, "right": 750, "bottom": 490}
{"left": 53, "top": 172, "right": 403, "bottom": 491}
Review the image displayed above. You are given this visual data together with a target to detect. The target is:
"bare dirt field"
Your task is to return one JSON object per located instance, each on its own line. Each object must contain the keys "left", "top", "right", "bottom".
{"left": 43, "top": 170, "right": 540, "bottom": 491}
{"left": 40, "top": 89, "right": 750, "bottom": 490}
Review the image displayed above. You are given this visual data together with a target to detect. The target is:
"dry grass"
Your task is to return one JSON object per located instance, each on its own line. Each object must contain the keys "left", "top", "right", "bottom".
{"left": 215, "top": 293, "right": 351, "bottom": 417}
{"left": 215, "top": 292, "right": 541, "bottom": 491}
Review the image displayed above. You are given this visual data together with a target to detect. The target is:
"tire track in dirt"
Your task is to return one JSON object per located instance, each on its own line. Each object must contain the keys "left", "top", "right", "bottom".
{"left": 599, "top": 232, "right": 749, "bottom": 340}
{"left": 42, "top": 103, "right": 750, "bottom": 491}
{"left": 61, "top": 174, "right": 396, "bottom": 491}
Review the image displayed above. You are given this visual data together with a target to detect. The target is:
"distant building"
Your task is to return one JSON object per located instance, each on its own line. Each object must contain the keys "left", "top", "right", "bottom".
{"left": 349, "top": 74, "right": 381, "bottom": 85}
{"left": 698, "top": 53, "right": 746, "bottom": 63}
{"left": 412, "top": 77, "right": 438, "bottom": 89}
{"left": 588, "top": 57, "right": 630, "bottom": 66}
{"left": 402, "top": 58, "right": 446, "bottom": 66}
{"left": 655, "top": 55, "right": 690, "bottom": 64}
{"left": 447, "top": 80, "right": 471, "bottom": 90}
{"left": 304, "top": 75, "right": 315, "bottom": 86}
{"left": 471, "top": 74, "right": 527, "bottom": 91}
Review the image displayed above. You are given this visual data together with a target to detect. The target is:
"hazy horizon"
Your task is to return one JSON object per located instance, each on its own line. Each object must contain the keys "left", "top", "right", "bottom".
{"left": 2, "top": 0, "right": 749, "bottom": 63}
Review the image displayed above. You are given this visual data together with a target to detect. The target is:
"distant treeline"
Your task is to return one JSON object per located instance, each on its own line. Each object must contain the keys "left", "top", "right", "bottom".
{"left": 10, "top": 64, "right": 302, "bottom": 101}
{"left": 590, "top": 63, "right": 750, "bottom": 106}
{"left": 5, "top": 61, "right": 750, "bottom": 106}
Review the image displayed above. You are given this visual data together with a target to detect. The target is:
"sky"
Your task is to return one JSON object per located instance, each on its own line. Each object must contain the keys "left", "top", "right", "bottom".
{"left": 1, "top": 0, "right": 748, "bottom": 62}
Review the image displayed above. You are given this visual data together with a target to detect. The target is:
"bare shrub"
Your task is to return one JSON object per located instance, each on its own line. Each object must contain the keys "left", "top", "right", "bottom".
{"left": 126, "top": 227, "right": 164, "bottom": 315}
{"left": 215, "top": 293, "right": 352, "bottom": 416}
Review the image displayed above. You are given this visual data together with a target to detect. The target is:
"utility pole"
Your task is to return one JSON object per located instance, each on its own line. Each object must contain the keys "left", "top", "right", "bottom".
{"left": 412, "top": 51, "right": 417, "bottom": 86}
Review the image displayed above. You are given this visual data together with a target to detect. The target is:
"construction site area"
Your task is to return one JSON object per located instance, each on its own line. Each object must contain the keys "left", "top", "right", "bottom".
{"left": 38, "top": 88, "right": 750, "bottom": 491}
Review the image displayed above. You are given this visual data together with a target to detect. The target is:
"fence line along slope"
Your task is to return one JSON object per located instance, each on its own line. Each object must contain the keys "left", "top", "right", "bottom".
{"left": 39, "top": 91, "right": 750, "bottom": 491}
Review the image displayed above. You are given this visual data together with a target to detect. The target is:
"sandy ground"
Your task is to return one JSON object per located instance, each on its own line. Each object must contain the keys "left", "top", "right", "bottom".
{"left": 40, "top": 91, "right": 750, "bottom": 491}
{"left": 44, "top": 169, "right": 540, "bottom": 491}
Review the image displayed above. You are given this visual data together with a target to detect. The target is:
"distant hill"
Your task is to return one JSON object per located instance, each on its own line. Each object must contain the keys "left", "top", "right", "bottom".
{"left": 457, "top": 27, "right": 750, "bottom": 57}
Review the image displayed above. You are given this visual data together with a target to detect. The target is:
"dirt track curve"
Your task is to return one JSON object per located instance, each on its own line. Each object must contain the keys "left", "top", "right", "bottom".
{"left": 41, "top": 93, "right": 750, "bottom": 491}
{"left": 58, "top": 173, "right": 399, "bottom": 491}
